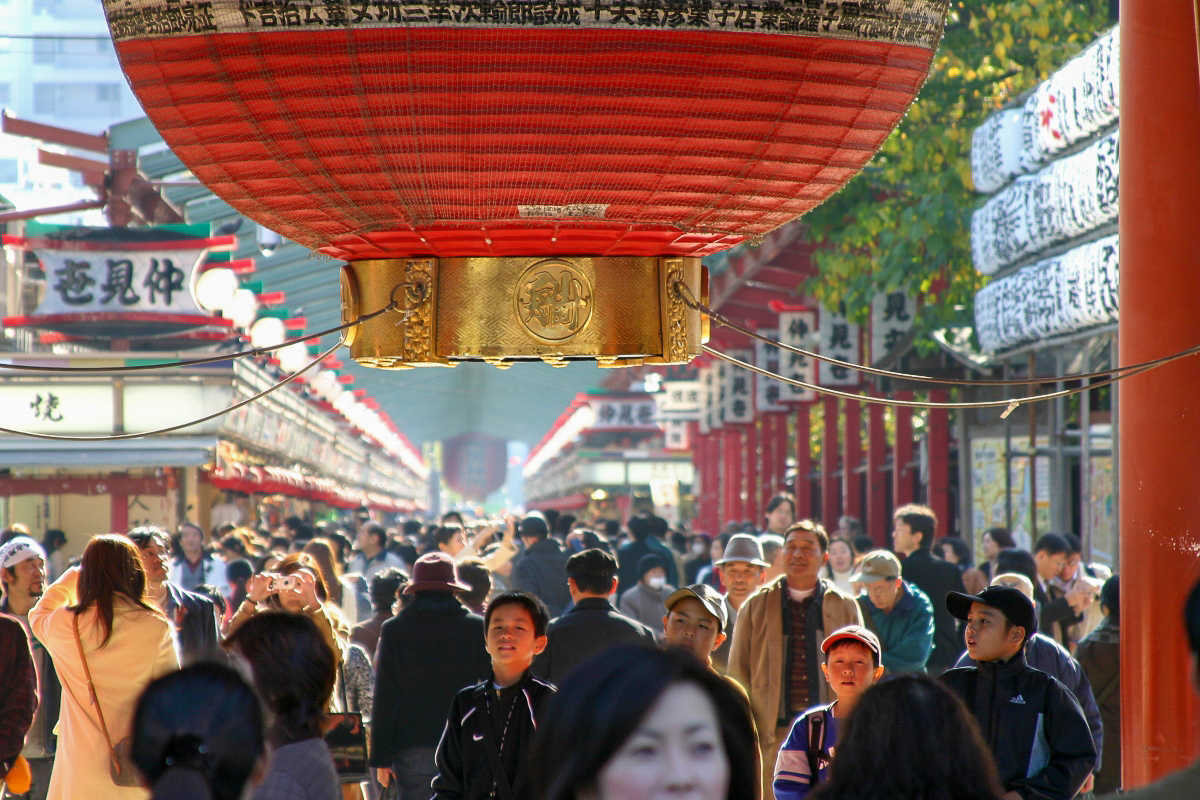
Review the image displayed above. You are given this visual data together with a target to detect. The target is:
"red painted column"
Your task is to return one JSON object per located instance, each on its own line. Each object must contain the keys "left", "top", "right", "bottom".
{"left": 866, "top": 396, "right": 888, "bottom": 546}
{"left": 794, "top": 405, "right": 813, "bottom": 519}
{"left": 926, "top": 389, "right": 951, "bottom": 535}
{"left": 842, "top": 398, "right": 863, "bottom": 526}
{"left": 773, "top": 412, "right": 790, "bottom": 501}
{"left": 760, "top": 414, "right": 775, "bottom": 509}
{"left": 1119, "top": 0, "right": 1200, "bottom": 782}
{"left": 821, "top": 396, "right": 841, "bottom": 526}
{"left": 706, "top": 432, "right": 721, "bottom": 534}
{"left": 893, "top": 392, "right": 915, "bottom": 507}
{"left": 744, "top": 421, "right": 760, "bottom": 524}
{"left": 722, "top": 428, "right": 743, "bottom": 528}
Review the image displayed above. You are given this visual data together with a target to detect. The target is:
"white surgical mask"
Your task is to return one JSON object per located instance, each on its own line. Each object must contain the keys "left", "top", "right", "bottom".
{"left": 691, "top": 543, "right": 707, "bottom": 555}
{"left": 646, "top": 575, "right": 666, "bottom": 591}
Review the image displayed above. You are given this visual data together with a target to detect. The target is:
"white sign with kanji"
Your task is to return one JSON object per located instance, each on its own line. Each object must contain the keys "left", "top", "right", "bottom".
{"left": 663, "top": 419, "right": 690, "bottom": 451}
{"left": 778, "top": 310, "right": 817, "bottom": 403}
{"left": 870, "top": 288, "right": 915, "bottom": 363}
{"left": 818, "top": 305, "right": 861, "bottom": 387}
{"left": 33, "top": 249, "right": 208, "bottom": 317}
{"left": 657, "top": 381, "right": 702, "bottom": 420}
{"left": 587, "top": 398, "right": 659, "bottom": 430}
{"left": 754, "top": 329, "right": 786, "bottom": 412}
{"left": 723, "top": 349, "right": 754, "bottom": 424}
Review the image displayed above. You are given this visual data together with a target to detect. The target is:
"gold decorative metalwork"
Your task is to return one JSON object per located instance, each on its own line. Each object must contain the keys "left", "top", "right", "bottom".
{"left": 514, "top": 259, "right": 593, "bottom": 342}
{"left": 343, "top": 255, "right": 705, "bottom": 367}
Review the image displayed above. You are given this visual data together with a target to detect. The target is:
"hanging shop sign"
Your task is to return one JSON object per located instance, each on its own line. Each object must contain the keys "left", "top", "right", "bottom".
{"left": 777, "top": 310, "right": 817, "bottom": 402}
{"left": 754, "top": 329, "right": 786, "bottom": 412}
{"left": 0, "top": 381, "right": 232, "bottom": 435}
{"left": 657, "top": 381, "right": 702, "bottom": 420}
{"left": 869, "top": 288, "right": 914, "bottom": 363}
{"left": 818, "top": 305, "right": 860, "bottom": 387}
{"left": 698, "top": 367, "right": 713, "bottom": 434}
{"left": 973, "top": 234, "right": 1118, "bottom": 352}
{"left": 3, "top": 223, "right": 231, "bottom": 338}
{"left": 971, "top": 131, "right": 1118, "bottom": 275}
{"left": 722, "top": 349, "right": 755, "bottom": 424}
{"left": 970, "top": 25, "right": 1118, "bottom": 192}
{"left": 712, "top": 360, "right": 729, "bottom": 429}
{"left": 587, "top": 395, "right": 659, "bottom": 431}
{"left": 663, "top": 419, "right": 690, "bottom": 451}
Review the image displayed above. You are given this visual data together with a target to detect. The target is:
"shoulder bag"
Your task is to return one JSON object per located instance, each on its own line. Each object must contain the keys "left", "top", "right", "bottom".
{"left": 72, "top": 612, "right": 140, "bottom": 787}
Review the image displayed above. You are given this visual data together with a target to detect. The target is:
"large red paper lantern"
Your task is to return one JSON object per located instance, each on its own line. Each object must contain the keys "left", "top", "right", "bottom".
{"left": 103, "top": 0, "right": 947, "bottom": 367}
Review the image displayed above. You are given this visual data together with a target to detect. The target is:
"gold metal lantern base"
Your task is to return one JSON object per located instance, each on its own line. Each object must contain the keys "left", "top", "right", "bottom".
{"left": 341, "top": 256, "right": 708, "bottom": 369}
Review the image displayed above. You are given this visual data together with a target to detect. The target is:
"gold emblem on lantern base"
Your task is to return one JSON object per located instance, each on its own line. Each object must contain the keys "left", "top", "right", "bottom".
{"left": 342, "top": 255, "right": 707, "bottom": 368}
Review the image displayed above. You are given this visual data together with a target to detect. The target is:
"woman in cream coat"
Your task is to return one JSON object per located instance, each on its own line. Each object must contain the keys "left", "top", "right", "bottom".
{"left": 30, "top": 534, "right": 179, "bottom": 800}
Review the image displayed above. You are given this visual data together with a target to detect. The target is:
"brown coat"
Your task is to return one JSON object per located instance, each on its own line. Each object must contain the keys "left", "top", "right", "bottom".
{"left": 727, "top": 576, "right": 862, "bottom": 754}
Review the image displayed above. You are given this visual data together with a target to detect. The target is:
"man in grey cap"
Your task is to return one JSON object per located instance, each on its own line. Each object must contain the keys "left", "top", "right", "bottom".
{"left": 711, "top": 533, "right": 769, "bottom": 671}
{"left": 851, "top": 549, "right": 934, "bottom": 674}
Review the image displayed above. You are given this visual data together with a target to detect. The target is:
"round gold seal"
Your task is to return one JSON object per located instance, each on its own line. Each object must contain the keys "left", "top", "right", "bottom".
{"left": 514, "top": 259, "right": 593, "bottom": 342}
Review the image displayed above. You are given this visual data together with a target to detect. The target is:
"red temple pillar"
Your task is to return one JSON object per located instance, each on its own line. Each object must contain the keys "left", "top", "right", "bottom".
{"left": 842, "top": 398, "right": 863, "bottom": 526}
{"left": 794, "top": 405, "right": 813, "bottom": 519}
{"left": 926, "top": 389, "right": 951, "bottom": 535}
{"left": 1119, "top": 0, "right": 1200, "bottom": 782}
{"left": 722, "top": 428, "right": 744, "bottom": 528}
{"left": 866, "top": 396, "right": 888, "bottom": 546}
{"left": 893, "top": 392, "right": 915, "bottom": 507}
{"left": 744, "top": 421, "right": 760, "bottom": 525}
{"left": 774, "top": 411, "right": 790, "bottom": 501}
{"left": 821, "top": 396, "right": 841, "bottom": 526}
{"left": 760, "top": 413, "right": 775, "bottom": 509}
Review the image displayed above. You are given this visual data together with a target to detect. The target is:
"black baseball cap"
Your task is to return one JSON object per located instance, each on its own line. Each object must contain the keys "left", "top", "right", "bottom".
{"left": 946, "top": 586, "right": 1037, "bottom": 642}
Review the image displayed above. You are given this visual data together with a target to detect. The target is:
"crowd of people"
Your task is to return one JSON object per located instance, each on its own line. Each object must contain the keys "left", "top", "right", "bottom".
{"left": 0, "top": 497, "right": 1190, "bottom": 800}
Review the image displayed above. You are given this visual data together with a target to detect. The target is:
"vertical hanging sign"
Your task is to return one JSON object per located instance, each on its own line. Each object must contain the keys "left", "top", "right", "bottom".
{"left": 870, "top": 287, "right": 915, "bottom": 363}
{"left": 755, "top": 329, "right": 785, "bottom": 412}
{"left": 778, "top": 310, "right": 817, "bottom": 402}
{"left": 722, "top": 349, "right": 755, "bottom": 424}
{"left": 818, "top": 304, "right": 861, "bottom": 387}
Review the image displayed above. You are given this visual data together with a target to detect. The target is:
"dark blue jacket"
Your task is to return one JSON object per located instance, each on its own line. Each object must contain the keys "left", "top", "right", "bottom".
{"left": 941, "top": 652, "right": 1096, "bottom": 800}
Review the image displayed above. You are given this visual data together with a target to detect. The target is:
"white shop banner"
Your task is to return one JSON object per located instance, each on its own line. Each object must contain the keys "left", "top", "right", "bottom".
{"left": 778, "top": 310, "right": 817, "bottom": 402}
{"left": 755, "top": 329, "right": 786, "bottom": 412}
{"left": 818, "top": 305, "right": 861, "bottom": 387}
{"left": 657, "top": 380, "right": 702, "bottom": 420}
{"left": 34, "top": 249, "right": 207, "bottom": 316}
{"left": 870, "top": 288, "right": 914, "bottom": 363}
{"left": 723, "top": 349, "right": 755, "bottom": 424}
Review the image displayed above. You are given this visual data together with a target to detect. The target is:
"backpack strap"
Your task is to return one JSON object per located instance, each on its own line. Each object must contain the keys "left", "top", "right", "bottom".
{"left": 805, "top": 707, "right": 829, "bottom": 788}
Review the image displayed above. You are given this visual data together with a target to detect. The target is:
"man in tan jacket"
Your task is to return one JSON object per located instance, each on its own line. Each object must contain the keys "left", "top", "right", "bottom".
{"left": 729, "top": 521, "right": 861, "bottom": 800}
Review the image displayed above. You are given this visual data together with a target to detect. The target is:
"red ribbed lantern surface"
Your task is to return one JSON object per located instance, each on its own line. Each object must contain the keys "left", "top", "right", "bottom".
{"left": 104, "top": 0, "right": 946, "bottom": 261}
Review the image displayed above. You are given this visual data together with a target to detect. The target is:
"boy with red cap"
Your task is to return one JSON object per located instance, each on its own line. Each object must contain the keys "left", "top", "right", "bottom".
{"left": 772, "top": 625, "right": 884, "bottom": 800}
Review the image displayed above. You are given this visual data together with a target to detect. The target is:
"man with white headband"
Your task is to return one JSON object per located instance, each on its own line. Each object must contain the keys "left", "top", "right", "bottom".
{"left": 0, "top": 536, "right": 54, "bottom": 799}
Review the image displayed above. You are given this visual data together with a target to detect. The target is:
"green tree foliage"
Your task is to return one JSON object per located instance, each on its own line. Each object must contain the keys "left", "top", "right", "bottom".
{"left": 800, "top": 0, "right": 1113, "bottom": 335}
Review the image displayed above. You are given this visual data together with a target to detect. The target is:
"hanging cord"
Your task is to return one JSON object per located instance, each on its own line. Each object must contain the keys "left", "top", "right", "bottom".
{"left": 0, "top": 281, "right": 424, "bottom": 374}
{"left": 0, "top": 300, "right": 410, "bottom": 442}
{"left": 674, "top": 281, "right": 1200, "bottom": 387}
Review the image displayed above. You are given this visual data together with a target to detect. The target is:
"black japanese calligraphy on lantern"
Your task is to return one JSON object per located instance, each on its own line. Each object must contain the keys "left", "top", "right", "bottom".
{"left": 53, "top": 260, "right": 96, "bottom": 306}
{"left": 143, "top": 258, "right": 187, "bottom": 305}
{"left": 30, "top": 393, "right": 64, "bottom": 423}
{"left": 99, "top": 259, "right": 141, "bottom": 306}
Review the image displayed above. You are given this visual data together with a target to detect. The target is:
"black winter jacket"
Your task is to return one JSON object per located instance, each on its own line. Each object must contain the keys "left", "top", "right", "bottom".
{"left": 432, "top": 670, "right": 555, "bottom": 800}
{"left": 941, "top": 652, "right": 1096, "bottom": 800}
{"left": 532, "top": 597, "right": 656, "bottom": 686}
{"left": 371, "top": 592, "right": 490, "bottom": 764}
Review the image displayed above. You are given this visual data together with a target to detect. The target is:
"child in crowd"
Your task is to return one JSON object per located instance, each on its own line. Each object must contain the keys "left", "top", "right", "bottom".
{"left": 433, "top": 591, "right": 556, "bottom": 800}
{"left": 773, "top": 625, "right": 884, "bottom": 800}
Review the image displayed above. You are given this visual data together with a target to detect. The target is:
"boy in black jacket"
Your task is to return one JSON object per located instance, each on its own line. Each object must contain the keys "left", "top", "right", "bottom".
{"left": 433, "top": 591, "right": 556, "bottom": 800}
{"left": 940, "top": 586, "right": 1095, "bottom": 800}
